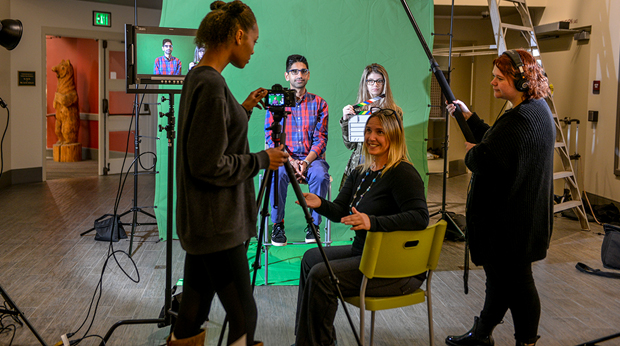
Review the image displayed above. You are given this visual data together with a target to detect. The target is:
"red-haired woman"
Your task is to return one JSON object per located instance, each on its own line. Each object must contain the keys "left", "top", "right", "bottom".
{"left": 445, "top": 49, "right": 554, "bottom": 346}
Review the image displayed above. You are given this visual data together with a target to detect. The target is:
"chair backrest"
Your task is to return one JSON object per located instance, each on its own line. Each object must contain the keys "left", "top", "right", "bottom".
{"left": 358, "top": 220, "right": 448, "bottom": 279}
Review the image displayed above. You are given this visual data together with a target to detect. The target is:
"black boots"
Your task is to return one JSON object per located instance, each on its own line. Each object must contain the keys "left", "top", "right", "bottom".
{"left": 445, "top": 316, "right": 495, "bottom": 346}
{"left": 515, "top": 335, "right": 540, "bottom": 346}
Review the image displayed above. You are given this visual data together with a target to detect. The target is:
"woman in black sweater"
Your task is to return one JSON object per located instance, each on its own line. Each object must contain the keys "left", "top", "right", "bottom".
{"left": 173, "top": 1, "right": 288, "bottom": 345}
{"left": 445, "top": 50, "right": 555, "bottom": 346}
{"left": 294, "top": 109, "right": 429, "bottom": 346}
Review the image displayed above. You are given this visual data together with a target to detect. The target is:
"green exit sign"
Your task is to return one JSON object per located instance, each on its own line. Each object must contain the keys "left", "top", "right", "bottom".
{"left": 93, "top": 11, "right": 111, "bottom": 27}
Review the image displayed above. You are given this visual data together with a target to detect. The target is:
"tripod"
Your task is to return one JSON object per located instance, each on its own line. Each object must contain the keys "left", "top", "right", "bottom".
{"left": 80, "top": 93, "right": 158, "bottom": 256}
{"left": 116, "top": 94, "right": 159, "bottom": 255}
{"left": 234, "top": 109, "right": 361, "bottom": 346}
{"left": 400, "top": 0, "right": 472, "bottom": 293}
{"left": 97, "top": 93, "right": 177, "bottom": 345}
{"left": 0, "top": 283, "right": 48, "bottom": 345}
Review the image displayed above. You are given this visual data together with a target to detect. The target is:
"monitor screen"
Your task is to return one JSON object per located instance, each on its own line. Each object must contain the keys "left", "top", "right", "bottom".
{"left": 125, "top": 24, "right": 199, "bottom": 93}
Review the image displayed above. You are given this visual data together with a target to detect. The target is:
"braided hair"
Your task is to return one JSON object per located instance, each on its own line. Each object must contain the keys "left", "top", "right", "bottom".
{"left": 196, "top": 0, "right": 256, "bottom": 48}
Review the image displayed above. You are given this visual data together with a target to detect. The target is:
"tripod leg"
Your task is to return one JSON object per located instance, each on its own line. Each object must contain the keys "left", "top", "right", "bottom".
{"left": 80, "top": 227, "right": 96, "bottom": 236}
{"left": 443, "top": 212, "right": 466, "bottom": 239}
{"left": 281, "top": 160, "right": 362, "bottom": 346}
{"left": 0, "top": 284, "right": 48, "bottom": 346}
{"left": 576, "top": 333, "right": 620, "bottom": 346}
{"left": 252, "top": 170, "right": 273, "bottom": 287}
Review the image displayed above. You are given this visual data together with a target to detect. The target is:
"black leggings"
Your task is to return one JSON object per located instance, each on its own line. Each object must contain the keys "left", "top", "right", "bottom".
{"left": 173, "top": 244, "right": 257, "bottom": 345}
{"left": 479, "top": 261, "right": 540, "bottom": 344}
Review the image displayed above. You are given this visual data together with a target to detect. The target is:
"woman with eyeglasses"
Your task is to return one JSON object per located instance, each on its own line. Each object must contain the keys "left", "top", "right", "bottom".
{"left": 340, "top": 63, "right": 402, "bottom": 189}
{"left": 188, "top": 45, "right": 205, "bottom": 71}
{"left": 292, "top": 109, "right": 429, "bottom": 346}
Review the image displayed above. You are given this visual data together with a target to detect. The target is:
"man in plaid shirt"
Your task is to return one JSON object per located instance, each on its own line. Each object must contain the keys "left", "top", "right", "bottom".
{"left": 153, "top": 38, "right": 181, "bottom": 75}
{"left": 265, "top": 54, "right": 330, "bottom": 246}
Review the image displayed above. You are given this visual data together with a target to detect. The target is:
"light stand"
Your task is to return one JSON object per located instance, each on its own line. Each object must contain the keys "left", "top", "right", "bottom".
{"left": 400, "top": 0, "right": 471, "bottom": 293}
{"left": 117, "top": 94, "right": 158, "bottom": 255}
{"left": 0, "top": 284, "right": 48, "bottom": 346}
{"left": 98, "top": 93, "right": 177, "bottom": 345}
{"left": 80, "top": 63, "right": 157, "bottom": 257}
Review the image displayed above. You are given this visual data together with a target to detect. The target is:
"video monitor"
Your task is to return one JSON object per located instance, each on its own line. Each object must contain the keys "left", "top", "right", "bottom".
{"left": 125, "top": 24, "right": 199, "bottom": 93}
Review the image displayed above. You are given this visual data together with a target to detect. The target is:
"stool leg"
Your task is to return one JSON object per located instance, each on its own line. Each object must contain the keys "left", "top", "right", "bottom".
{"left": 325, "top": 177, "right": 332, "bottom": 246}
{"left": 262, "top": 202, "right": 270, "bottom": 285}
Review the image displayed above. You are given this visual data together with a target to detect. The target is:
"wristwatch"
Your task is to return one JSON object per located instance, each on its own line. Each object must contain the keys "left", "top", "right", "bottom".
{"left": 303, "top": 159, "right": 310, "bottom": 166}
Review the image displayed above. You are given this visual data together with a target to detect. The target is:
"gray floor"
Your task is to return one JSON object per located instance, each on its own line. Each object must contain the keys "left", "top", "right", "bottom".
{"left": 46, "top": 158, "right": 99, "bottom": 181}
{"left": 0, "top": 172, "right": 619, "bottom": 346}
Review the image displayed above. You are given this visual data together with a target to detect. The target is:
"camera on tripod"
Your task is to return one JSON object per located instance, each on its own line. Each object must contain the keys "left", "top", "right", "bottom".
{"left": 265, "top": 83, "right": 295, "bottom": 113}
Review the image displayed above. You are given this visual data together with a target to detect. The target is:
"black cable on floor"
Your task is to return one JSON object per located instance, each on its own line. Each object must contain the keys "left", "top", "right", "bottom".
{"left": 64, "top": 89, "right": 157, "bottom": 345}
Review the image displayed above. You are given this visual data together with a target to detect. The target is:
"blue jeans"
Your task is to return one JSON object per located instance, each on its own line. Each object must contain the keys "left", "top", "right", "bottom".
{"left": 270, "top": 159, "right": 330, "bottom": 226}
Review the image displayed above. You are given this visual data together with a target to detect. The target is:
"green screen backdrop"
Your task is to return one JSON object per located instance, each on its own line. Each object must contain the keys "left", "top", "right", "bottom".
{"left": 154, "top": 0, "right": 434, "bottom": 256}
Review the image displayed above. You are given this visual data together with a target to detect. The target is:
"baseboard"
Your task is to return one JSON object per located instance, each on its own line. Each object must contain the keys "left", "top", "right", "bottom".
{"left": 448, "top": 159, "right": 467, "bottom": 177}
{"left": 46, "top": 147, "right": 98, "bottom": 160}
{"left": 584, "top": 191, "right": 620, "bottom": 210}
{"left": 0, "top": 166, "right": 43, "bottom": 188}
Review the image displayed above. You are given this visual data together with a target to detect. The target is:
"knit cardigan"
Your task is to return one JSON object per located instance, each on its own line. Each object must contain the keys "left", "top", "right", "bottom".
{"left": 464, "top": 98, "right": 555, "bottom": 265}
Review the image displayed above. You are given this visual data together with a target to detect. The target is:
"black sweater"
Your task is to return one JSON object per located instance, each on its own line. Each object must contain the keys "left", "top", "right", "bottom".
{"left": 465, "top": 98, "right": 555, "bottom": 265}
{"left": 176, "top": 66, "right": 270, "bottom": 255}
{"left": 315, "top": 161, "right": 429, "bottom": 255}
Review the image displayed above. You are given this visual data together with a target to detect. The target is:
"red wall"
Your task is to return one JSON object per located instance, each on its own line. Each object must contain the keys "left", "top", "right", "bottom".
{"left": 46, "top": 36, "right": 99, "bottom": 149}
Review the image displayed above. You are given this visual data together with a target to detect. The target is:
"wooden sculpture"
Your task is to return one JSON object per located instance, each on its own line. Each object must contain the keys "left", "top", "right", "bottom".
{"left": 52, "top": 59, "right": 81, "bottom": 162}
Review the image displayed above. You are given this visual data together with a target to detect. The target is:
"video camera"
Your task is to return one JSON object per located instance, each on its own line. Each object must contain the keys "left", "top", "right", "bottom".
{"left": 265, "top": 84, "right": 295, "bottom": 113}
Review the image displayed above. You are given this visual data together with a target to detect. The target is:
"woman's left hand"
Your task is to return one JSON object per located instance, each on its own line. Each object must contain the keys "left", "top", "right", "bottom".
{"left": 341, "top": 207, "right": 371, "bottom": 231}
{"left": 465, "top": 142, "right": 475, "bottom": 152}
{"left": 242, "top": 88, "right": 268, "bottom": 112}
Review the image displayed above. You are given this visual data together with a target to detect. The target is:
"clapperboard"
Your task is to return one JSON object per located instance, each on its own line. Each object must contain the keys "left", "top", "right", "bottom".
{"left": 347, "top": 94, "right": 385, "bottom": 142}
{"left": 348, "top": 115, "right": 371, "bottom": 142}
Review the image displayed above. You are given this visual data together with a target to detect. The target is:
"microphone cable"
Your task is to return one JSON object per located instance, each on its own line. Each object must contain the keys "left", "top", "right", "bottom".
{"left": 62, "top": 89, "right": 157, "bottom": 346}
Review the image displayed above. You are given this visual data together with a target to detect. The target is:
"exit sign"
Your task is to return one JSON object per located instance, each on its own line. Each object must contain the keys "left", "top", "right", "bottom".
{"left": 93, "top": 11, "right": 111, "bottom": 27}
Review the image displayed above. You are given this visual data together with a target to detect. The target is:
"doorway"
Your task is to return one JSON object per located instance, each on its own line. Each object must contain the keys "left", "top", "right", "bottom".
{"left": 45, "top": 35, "right": 99, "bottom": 180}
{"left": 44, "top": 34, "right": 156, "bottom": 180}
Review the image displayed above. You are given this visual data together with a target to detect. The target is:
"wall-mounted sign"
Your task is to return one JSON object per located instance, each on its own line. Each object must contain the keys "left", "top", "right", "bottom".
{"left": 93, "top": 11, "right": 111, "bottom": 27}
{"left": 18, "top": 71, "right": 35, "bottom": 86}
{"left": 593, "top": 80, "right": 601, "bottom": 94}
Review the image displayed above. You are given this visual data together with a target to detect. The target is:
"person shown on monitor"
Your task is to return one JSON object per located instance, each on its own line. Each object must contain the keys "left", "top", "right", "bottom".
{"left": 189, "top": 45, "right": 205, "bottom": 71}
{"left": 154, "top": 38, "right": 182, "bottom": 75}
{"left": 264, "top": 54, "right": 330, "bottom": 247}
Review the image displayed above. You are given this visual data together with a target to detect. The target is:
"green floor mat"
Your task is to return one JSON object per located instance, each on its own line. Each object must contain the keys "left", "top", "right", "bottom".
{"left": 247, "top": 240, "right": 353, "bottom": 286}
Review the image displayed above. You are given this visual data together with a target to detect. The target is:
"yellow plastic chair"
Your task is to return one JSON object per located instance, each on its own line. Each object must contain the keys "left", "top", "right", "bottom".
{"left": 344, "top": 220, "right": 447, "bottom": 346}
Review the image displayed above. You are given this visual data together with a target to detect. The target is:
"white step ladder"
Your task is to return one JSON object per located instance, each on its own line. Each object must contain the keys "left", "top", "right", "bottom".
{"left": 487, "top": 0, "right": 590, "bottom": 230}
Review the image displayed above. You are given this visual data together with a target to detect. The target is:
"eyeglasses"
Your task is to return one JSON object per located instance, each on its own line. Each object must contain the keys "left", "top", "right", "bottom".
{"left": 371, "top": 108, "right": 402, "bottom": 128}
{"left": 287, "top": 69, "right": 309, "bottom": 75}
{"left": 366, "top": 79, "right": 385, "bottom": 86}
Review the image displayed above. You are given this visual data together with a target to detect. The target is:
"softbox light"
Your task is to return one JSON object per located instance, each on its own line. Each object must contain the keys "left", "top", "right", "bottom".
{"left": 0, "top": 19, "right": 23, "bottom": 51}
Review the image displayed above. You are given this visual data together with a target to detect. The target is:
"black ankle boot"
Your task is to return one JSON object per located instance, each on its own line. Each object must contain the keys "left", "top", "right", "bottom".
{"left": 515, "top": 335, "right": 540, "bottom": 346}
{"left": 445, "top": 317, "right": 495, "bottom": 346}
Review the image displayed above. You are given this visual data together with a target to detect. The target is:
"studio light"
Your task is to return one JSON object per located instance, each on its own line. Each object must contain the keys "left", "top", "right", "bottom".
{"left": 0, "top": 19, "right": 23, "bottom": 51}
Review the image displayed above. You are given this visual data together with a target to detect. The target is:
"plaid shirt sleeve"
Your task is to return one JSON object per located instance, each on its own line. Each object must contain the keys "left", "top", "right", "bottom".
{"left": 310, "top": 96, "right": 329, "bottom": 158}
{"left": 154, "top": 57, "right": 162, "bottom": 74}
{"left": 265, "top": 109, "right": 275, "bottom": 148}
{"left": 174, "top": 59, "right": 182, "bottom": 75}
